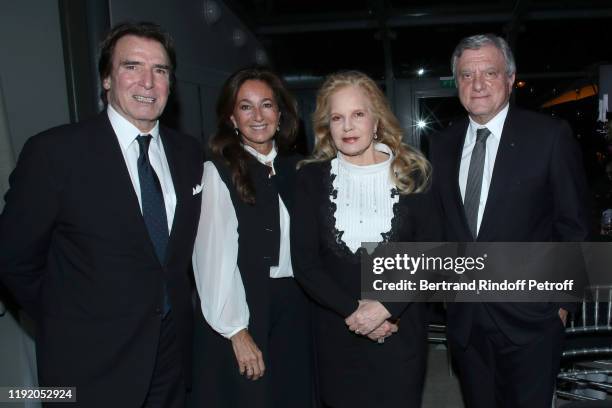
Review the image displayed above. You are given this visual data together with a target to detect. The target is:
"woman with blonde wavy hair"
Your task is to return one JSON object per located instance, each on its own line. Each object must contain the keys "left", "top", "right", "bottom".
{"left": 291, "top": 71, "right": 440, "bottom": 408}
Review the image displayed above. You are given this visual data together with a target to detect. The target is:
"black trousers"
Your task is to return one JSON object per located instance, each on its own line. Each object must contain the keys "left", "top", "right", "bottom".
{"left": 142, "top": 311, "right": 185, "bottom": 408}
{"left": 449, "top": 305, "right": 564, "bottom": 408}
{"left": 189, "top": 277, "right": 314, "bottom": 408}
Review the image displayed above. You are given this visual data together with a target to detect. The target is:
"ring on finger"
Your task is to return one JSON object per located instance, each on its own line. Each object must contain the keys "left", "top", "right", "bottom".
{"left": 355, "top": 329, "right": 361, "bottom": 335}
{"left": 377, "top": 337, "right": 385, "bottom": 344}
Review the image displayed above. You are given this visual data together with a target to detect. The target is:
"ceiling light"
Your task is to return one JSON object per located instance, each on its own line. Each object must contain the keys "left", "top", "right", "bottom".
{"left": 203, "top": 1, "right": 221, "bottom": 25}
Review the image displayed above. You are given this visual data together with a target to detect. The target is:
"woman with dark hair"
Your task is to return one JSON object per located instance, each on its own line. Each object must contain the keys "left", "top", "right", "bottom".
{"left": 292, "top": 71, "right": 440, "bottom": 408}
{"left": 191, "top": 67, "right": 313, "bottom": 408}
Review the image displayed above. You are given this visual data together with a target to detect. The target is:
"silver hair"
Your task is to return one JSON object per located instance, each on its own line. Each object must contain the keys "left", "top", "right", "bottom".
{"left": 451, "top": 34, "right": 516, "bottom": 81}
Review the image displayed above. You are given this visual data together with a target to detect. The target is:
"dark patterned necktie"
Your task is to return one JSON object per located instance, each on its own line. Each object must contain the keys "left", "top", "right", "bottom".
{"left": 464, "top": 127, "right": 491, "bottom": 239}
{"left": 136, "top": 135, "right": 170, "bottom": 313}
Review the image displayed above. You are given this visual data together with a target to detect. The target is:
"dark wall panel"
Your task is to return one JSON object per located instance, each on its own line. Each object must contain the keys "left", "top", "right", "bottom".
{"left": 109, "top": 0, "right": 266, "bottom": 142}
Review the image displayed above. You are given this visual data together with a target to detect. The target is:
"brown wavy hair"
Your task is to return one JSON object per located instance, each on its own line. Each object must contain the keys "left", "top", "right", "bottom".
{"left": 301, "top": 70, "right": 431, "bottom": 194}
{"left": 210, "top": 67, "right": 298, "bottom": 204}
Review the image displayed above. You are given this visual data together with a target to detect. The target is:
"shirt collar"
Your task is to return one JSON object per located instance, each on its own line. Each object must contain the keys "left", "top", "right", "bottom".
{"left": 467, "top": 102, "right": 509, "bottom": 143}
{"left": 107, "top": 103, "right": 160, "bottom": 151}
{"left": 242, "top": 141, "right": 278, "bottom": 165}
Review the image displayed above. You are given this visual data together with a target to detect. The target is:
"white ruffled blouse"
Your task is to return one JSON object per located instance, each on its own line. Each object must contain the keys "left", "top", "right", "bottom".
{"left": 331, "top": 143, "right": 398, "bottom": 253}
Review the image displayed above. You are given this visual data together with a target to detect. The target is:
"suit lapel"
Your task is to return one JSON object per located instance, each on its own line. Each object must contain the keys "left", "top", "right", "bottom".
{"left": 91, "top": 113, "right": 159, "bottom": 257}
{"left": 94, "top": 113, "right": 146, "bottom": 220}
{"left": 443, "top": 118, "right": 473, "bottom": 241}
{"left": 159, "top": 127, "right": 187, "bottom": 261}
{"left": 477, "top": 107, "right": 520, "bottom": 241}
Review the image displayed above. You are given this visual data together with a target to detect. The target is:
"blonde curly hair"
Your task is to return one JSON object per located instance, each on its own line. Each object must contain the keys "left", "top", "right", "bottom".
{"left": 301, "top": 70, "right": 431, "bottom": 194}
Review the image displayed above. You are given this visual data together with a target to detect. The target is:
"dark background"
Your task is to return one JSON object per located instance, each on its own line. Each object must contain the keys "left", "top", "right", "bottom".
{"left": 223, "top": 0, "right": 612, "bottom": 230}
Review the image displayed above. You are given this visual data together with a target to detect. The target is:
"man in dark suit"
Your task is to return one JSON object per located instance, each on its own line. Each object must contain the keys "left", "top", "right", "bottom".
{"left": 430, "top": 34, "right": 590, "bottom": 408}
{"left": 0, "top": 22, "right": 203, "bottom": 407}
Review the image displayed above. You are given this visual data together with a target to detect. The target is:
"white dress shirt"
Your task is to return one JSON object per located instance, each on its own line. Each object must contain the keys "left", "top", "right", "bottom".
{"left": 458, "top": 103, "right": 509, "bottom": 235}
{"left": 192, "top": 144, "right": 293, "bottom": 339}
{"left": 107, "top": 104, "right": 176, "bottom": 231}
{"left": 331, "top": 143, "right": 398, "bottom": 253}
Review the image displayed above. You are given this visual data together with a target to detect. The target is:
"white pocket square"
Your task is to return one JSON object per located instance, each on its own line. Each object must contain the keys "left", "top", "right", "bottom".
{"left": 192, "top": 184, "right": 203, "bottom": 195}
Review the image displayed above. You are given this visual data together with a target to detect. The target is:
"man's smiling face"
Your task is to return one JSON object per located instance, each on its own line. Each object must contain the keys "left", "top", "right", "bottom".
{"left": 103, "top": 35, "right": 170, "bottom": 132}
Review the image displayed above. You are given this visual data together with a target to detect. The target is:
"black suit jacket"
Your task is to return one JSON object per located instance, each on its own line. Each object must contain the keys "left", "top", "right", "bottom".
{"left": 0, "top": 112, "right": 203, "bottom": 407}
{"left": 430, "top": 106, "right": 590, "bottom": 345}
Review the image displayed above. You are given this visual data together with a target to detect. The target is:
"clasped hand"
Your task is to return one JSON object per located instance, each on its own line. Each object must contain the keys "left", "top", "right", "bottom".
{"left": 345, "top": 300, "right": 397, "bottom": 341}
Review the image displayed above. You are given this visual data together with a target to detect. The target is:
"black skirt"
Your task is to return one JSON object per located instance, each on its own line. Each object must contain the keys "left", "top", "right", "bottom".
{"left": 313, "top": 303, "right": 428, "bottom": 408}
